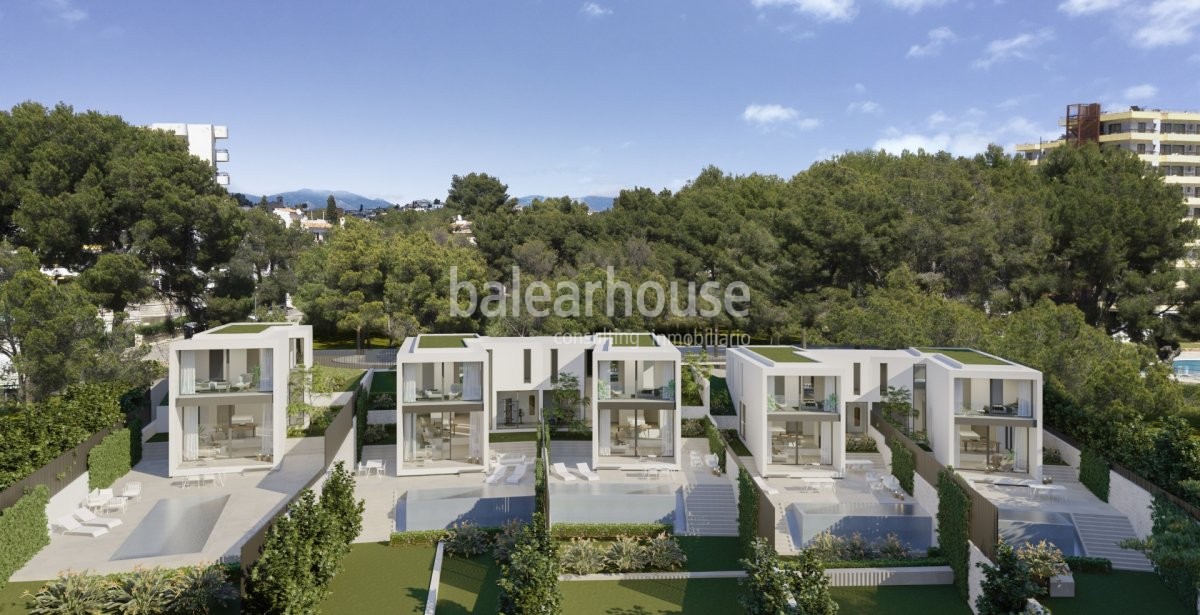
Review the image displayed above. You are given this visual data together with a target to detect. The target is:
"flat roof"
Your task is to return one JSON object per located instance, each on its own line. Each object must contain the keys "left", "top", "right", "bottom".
{"left": 207, "top": 323, "right": 291, "bottom": 335}
{"left": 417, "top": 334, "right": 474, "bottom": 349}
{"left": 597, "top": 333, "right": 657, "bottom": 347}
{"left": 746, "top": 346, "right": 815, "bottom": 363}
{"left": 917, "top": 348, "right": 1009, "bottom": 366}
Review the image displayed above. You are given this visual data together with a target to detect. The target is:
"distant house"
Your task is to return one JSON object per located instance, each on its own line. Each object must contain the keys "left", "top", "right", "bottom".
{"left": 301, "top": 218, "right": 333, "bottom": 242}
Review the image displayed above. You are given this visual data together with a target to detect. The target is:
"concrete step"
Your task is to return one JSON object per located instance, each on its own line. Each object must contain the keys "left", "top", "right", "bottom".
{"left": 1042, "top": 465, "right": 1078, "bottom": 482}
{"left": 1070, "top": 513, "right": 1154, "bottom": 572}
{"left": 684, "top": 483, "right": 738, "bottom": 537}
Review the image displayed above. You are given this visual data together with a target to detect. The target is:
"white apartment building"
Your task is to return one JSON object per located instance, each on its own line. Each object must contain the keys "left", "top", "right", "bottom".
{"left": 148, "top": 123, "right": 230, "bottom": 186}
{"left": 166, "top": 322, "right": 313, "bottom": 477}
{"left": 394, "top": 333, "right": 682, "bottom": 476}
{"left": 727, "top": 346, "right": 1043, "bottom": 481}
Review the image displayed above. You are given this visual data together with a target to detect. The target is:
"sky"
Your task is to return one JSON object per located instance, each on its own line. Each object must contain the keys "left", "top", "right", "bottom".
{"left": 2, "top": 0, "right": 1200, "bottom": 204}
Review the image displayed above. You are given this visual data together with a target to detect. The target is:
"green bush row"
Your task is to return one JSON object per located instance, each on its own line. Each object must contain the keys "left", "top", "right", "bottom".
{"left": 560, "top": 535, "right": 686, "bottom": 574}
{"left": 737, "top": 468, "right": 758, "bottom": 558}
{"left": 88, "top": 428, "right": 132, "bottom": 490}
{"left": 936, "top": 467, "right": 971, "bottom": 601}
{"left": 1079, "top": 448, "right": 1110, "bottom": 502}
{"left": 1063, "top": 556, "right": 1112, "bottom": 574}
{"left": 888, "top": 436, "right": 915, "bottom": 495}
{"left": 0, "top": 485, "right": 49, "bottom": 593}
{"left": 498, "top": 513, "right": 561, "bottom": 614}
{"left": 354, "top": 380, "right": 369, "bottom": 462}
{"left": 1121, "top": 496, "right": 1200, "bottom": 608}
{"left": 23, "top": 563, "right": 236, "bottom": 614}
{"left": 551, "top": 523, "right": 672, "bottom": 540}
{"left": 704, "top": 417, "right": 726, "bottom": 473}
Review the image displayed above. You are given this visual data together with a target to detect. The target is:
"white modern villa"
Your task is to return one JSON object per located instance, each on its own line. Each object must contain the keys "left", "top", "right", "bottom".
{"left": 726, "top": 346, "right": 1043, "bottom": 480}
{"left": 166, "top": 322, "right": 313, "bottom": 477}
{"left": 394, "top": 332, "right": 682, "bottom": 475}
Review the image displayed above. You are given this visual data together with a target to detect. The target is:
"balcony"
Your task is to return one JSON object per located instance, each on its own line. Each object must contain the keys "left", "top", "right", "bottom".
{"left": 956, "top": 401, "right": 1032, "bottom": 419}
{"left": 768, "top": 397, "right": 837, "bottom": 414}
{"left": 216, "top": 172, "right": 230, "bottom": 186}
{"left": 400, "top": 361, "right": 484, "bottom": 405}
{"left": 215, "top": 149, "right": 229, "bottom": 162}
{"left": 597, "top": 360, "right": 676, "bottom": 404}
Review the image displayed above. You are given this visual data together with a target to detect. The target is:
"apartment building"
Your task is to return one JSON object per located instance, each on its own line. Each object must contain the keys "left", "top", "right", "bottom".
{"left": 393, "top": 332, "right": 682, "bottom": 476}
{"left": 148, "top": 122, "right": 231, "bottom": 186}
{"left": 727, "top": 346, "right": 1043, "bottom": 480}
{"left": 166, "top": 322, "right": 313, "bottom": 477}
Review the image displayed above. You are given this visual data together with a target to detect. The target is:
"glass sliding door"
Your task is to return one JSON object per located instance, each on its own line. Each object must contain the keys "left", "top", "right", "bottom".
{"left": 404, "top": 411, "right": 482, "bottom": 465}
{"left": 602, "top": 408, "right": 673, "bottom": 458}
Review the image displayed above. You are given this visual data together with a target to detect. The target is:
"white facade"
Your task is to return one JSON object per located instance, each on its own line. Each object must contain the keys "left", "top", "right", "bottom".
{"left": 166, "top": 322, "right": 313, "bottom": 477}
{"left": 148, "top": 123, "right": 230, "bottom": 185}
{"left": 727, "top": 346, "right": 1043, "bottom": 480}
{"left": 394, "top": 333, "right": 682, "bottom": 476}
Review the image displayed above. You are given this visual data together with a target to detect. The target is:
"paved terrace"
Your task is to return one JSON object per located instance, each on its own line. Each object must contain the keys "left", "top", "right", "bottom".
{"left": 13, "top": 439, "right": 322, "bottom": 581}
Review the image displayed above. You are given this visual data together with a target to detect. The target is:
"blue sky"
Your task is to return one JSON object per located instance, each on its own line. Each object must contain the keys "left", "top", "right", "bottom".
{"left": 2, "top": 0, "right": 1199, "bottom": 203}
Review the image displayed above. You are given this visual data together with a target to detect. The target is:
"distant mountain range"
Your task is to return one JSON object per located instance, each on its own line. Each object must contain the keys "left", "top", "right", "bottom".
{"left": 516, "top": 195, "right": 615, "bottom": 211}
{"left": 238, "top": 189, "right": 395, "bottom": 210}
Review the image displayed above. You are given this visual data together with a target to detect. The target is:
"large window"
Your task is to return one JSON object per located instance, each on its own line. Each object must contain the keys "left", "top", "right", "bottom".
{"left": 599, "top": 408, "right": 674, "bottom": 458}
{"left": 403, "top": 411, "right": 482, "bottom": 465}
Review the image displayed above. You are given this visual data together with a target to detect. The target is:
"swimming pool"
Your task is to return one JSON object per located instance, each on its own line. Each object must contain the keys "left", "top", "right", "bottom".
{"left": 1173, "top": 359, "right": 1200, "bottom": 377}
{"left": 111, "top": 495, "right": 229, "bottom": 560}
{"left": 550, "top": 482, "right": 679, "bottom": 525}
{"left": 998, "top": 510, "right": 1084, "bottom": 556}
{"left": 398, "top": 486, "right": 533, "bottom": 530}
{"left": 785, "top": 502, "right": 933, "bottom": 551}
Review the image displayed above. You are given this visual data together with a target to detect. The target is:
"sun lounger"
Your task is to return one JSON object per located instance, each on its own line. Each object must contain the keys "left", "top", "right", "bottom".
{"left": 576, "top": 463, "right": 600, "bottom": 481}
{"left": 73, "top": 508, "right": 122, "bottom": 529}
{"left": 551, "top": 462, "right": 578, "bottom": 482}
{"left": 484, "top": 464, "right": 509, "bottom": 484}
{"left": 55, "top": 515, "right": 108, "bottom": 537}
{"left": 506, "top": 462, "right": 528, "bottom": 484}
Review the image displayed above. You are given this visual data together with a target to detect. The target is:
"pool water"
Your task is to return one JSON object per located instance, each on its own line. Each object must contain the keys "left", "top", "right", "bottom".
{"left": 550, "top": 482, "right": 678, "bottom": 525}
{"left": 398, "top": 486, "right": 533, "bottom": 530}
{"left": 998, "top": 510, "right": 1084, "bottom": 556}
{"left": 111, "top": 495, "right": 229, "bottom": 560}
{"left": 786, "top": 502, "right": 933, "bottom": 551}
{"left": 1173, "top": 359, "right": 1200, "bottom": 376}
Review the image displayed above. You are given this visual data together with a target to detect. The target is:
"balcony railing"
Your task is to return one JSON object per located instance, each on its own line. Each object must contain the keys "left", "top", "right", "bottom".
{"left": 768, "top": 397, "right": 837, "bottom": 413}
{"left": 956, "top": 402, "right": 1031, "bottom": 418}
{"left": 598, "top": 379, "right": 675, "bottom": 401}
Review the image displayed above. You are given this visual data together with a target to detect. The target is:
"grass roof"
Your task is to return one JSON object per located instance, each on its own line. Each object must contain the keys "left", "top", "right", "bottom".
{"left": 917, "top": 347, "right": 1009, "bottom": 366}
{"left": 600, "top": 333, "right": 657, "bottom": 347}
{"left": 209, "top": 323, "right": 286, "bottom": 334}
{"left": 746, "top": 346, "right": 815, "bottom": 363}
{"left": 417, "top": 334, "right": 473, "bottom": 349}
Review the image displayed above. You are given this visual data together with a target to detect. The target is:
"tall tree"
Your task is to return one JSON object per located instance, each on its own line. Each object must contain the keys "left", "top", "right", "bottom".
{"left": 325, "top": 194, "right": 338, "bottom": 224}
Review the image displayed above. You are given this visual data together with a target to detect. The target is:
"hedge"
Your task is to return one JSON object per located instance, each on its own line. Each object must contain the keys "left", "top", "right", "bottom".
{"left": 0, "top": 485, "right": 50, "bottom": 592}
{"left": 1064, "top": 556, "right": 1112, "bottom": 574}
{"left": 1079, "top": 448, "right": 1110, "bottom": 502}
{"left": 888, "top": 437, "right": 915, "bottom": 495}
{"left": 389, "top": 526, "right": 506, "bottom": 547}
{"left": 354, "top": 380, "right": 369, "bottom": 462}
{"left": 737, "top": 468, "right": 759, "bottom": 557}
{"left": 704, "top": 417, "right": 726, "bottom": 474}
{"left": 88, "top": 428, "right": 132, "bottom": 490}
{"left": 550, "top": 523, "right": 672, "bottom": 540}
{"left": 936, "top": 467, "right": 970, "bottom": 601}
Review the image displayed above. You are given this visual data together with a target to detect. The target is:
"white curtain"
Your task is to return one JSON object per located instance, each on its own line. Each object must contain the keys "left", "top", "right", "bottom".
{"left": 598, "top": 409, "right": 611, "bottom": 455}
{"left": 954, "top": 379, "right": 964, "bottom": 413}
{"left": 403, "top": 365, "right": 418, "bottom": 402}
{"left": 259, "top": 349, "right": 273, "bottom": 392}
{"left": 820, "top": 422, "right": 833, "bottom": 465}
{"left": 183, "top": 406, "right": 199, "bottom": 460}
{"left": 463, "top": 363, "right": 482, "bottom": 401}
{"left": 260, "top": 404, "right": 273, "bottom": 456}
{"left": 661, "top": 412, "right": 674, "bottom": 456}
{"left": 180, "top": 351, "right": 196, "bottom": 395}
{"left": 1017, "top": 381, "right": 1032, "bottom": 417}
{"left": 404, "top": 413, "right": 416, "bottom": 460}
{"left": 469, "top": 412, "right": 482, "bottom": 460}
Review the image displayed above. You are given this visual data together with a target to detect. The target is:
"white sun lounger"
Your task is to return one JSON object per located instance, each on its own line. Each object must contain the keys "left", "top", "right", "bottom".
{"left": 484, "top": 464, "right": 509, "bottom": 484}
{"left": 55, "top": 515, "right": 108, "bottom": 537}
{"left": 551, "top": 462, "right": 578, "bottom": 482}
{"left": 506, "top": 462, "right": 528, "bottom": 484}
{"left": 73, "top": 508, "right": 122, "bottom": 529}
{"left": 576, "top": 462, "right": 600, "bottom": 481}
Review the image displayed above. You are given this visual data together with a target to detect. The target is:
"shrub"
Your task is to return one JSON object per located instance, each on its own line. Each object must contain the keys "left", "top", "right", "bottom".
{"left": 26, "top": 564, "right": 235, "bottom": 615}
{"left": 741, "top": 539, "right": 837, "bottom": 615}
{"left": 362, "top": 423, "right": 388, "bottom": 444}
{"left": 644, "top": 533, "right": 687, "bottom": 571}
{"left": 389, "top": 530, "right": 449, "bottom": 547}
{"left": 846, "top": 435, "right": 878, "bottom": 453}
{"left": 321, "top": 462, "right": 365, "bottom": 546}
{"left": 1015, "top": 540, "right": 1069, "bottom": 593}
{"left": 976, "top": 542, "right": 1039, "bottom": 615}
{"left": 1121, "top": 495, "right": 1200, "bottom": 608}
{"left": 25, "top": 571, "right": 107, "bottom": 614}
{"left": 937, "top": 467, "right": 971, "bottom": 600}
{"left": 354, "top": 381, "right": 369, "bottom": 461}
{"left": 802, "top": 531, "right": 912, "bottom": 563}
{"left": 841, "top": 532, "right": 875, "bottom": 561}
{"left": 497, "top": 513, "right": 561, "bottom": 615}
{"left": 560, "top": 539, "right": 607, "bottom": 575}
{"left": 709, "top": 376, "right": 734, "bottom": 415}
{"left": 737, "top": 469, "right": 759, "bottom": 557}
{"left": 681, "top": 418, "right": 707, "bottom": 438}
{"left": 105, "top": 566, "right": 179, "bottom": 613}
{"left": 0, "top": 485, "right": 50, "bottom": 593}
{"left": 1079, "top": 448, "right": 1110, "bottom": 502}
{"left": 888, "top": 437, "right": 914, "bottom": 495}
{"left": 704, "top": 417, "right": 726, "bottom": 474}
{"left": 1042, "top": 447, "right": 1066, "bottom": 466}
{"left": 806, "top": 532, "right": 844, "bottom": 562}
{"left": 88, "top": 428, "right": 132, "bottom": 490}
{"left": 493, "top": 519, "right": 525, "bottom": 564}
{"left": 446, "top": 521, "right": 491, "bottom": 558}
{"left": 1063, "top": 556, "right": 1112, "bottom": 574}
{"left": 605, "top": 535, "right": 647, "bottom": 572}
{"left": 879, "top": 533, "right": 910, "bottom": 560}
{"left": 173, "top": 564, "right": 239, "bottom": 615}
{"left": 551, "top": 523, "right": 671, "bottom": 540}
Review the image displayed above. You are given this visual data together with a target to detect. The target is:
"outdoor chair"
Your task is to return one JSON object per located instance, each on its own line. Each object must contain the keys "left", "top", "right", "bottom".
{"left": 551, "top": 462, "right": 578, "bottom": 482}
{"left": 576, "top": 462, "right": 600, "bottom": 481}
{"left": 120, "top": 481, "right": 142, "bottom": 502}
{"left": 55, "top": 515, "right": 108, "bottom": 537}
{"left": 506, "top": 462, "right": 528, "bottom": 484}
{"left": 73, "top": 508, "right": 122, "bottom": 529}
{"left": 484, "top": 464, "right": 509, "bottom": 484}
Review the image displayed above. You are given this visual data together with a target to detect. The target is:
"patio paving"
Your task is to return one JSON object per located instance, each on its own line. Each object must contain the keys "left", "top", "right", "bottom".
{"left": 13, "top": 439, "right": 323, "bottom": 581}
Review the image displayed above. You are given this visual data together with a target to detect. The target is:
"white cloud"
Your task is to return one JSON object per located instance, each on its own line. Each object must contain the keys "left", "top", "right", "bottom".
{"left": 1058, "top": 0, "right": 1123, "bottom": 16}
{"left": 996, "top": 95, "right": 1034, "bottom": 109}
{"left": 751, "top": 0, "right": 857, "bottom": 22}
{"left": 38, "top": 0, "right": 86, "bottom": 24}
{"left": 907, "top": 26, "right": 956, "bottom": 58}
{"left": 581, "top": 2, "right": 612, "bottom": 18}
{"left": 884, "top": 0, "right": 952, "bottom": 13}
{"left": 847, "top": 101, "right": 882, "bottom": 114}
{"left": 1132, "top": 1, "right": 1200, "bottom": 48}
{"left": 875, "top": 111, "right": 1048, "bottom": 157}
{"left": 854, "top": 82, "right": 866, "bottom": 93}
{"left": 927, "top": 111, "right": 950, "bottom": 127}
{"left": 1123, "top": 83, "right": 1158, "bottom": 100}
{"left": 742, "top": 104, "right": 820, "bottom": 131}
{"left": 973, "top": 29, "right": 1054, "bottom": 69}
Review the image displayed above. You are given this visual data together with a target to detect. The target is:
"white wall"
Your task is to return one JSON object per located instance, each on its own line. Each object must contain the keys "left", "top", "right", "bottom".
{"left": 914, "top": 473, "right": 940, "bottom": 547}
{"left": 1109, "top": 470, "right": 1155, "bottom": 540}
{"left": 925, "top": 363, "right": 955, "bottom": 467}
{"left": 1042, "top": 431, "right": 1080, "bottom": 468}
{"left": 44, "top": 472, "right": 90, "bottom": 530}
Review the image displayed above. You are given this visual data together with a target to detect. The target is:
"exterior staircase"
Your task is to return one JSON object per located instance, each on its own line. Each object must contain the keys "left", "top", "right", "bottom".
{"left": 1041, "top": 465, "right": 1078, "bottom": 484}
{"left": 683, "top": 483, "right": 738, "bottom": 536}
{"left": 1070, "top": 513, "right": 1154, "bottom": 572}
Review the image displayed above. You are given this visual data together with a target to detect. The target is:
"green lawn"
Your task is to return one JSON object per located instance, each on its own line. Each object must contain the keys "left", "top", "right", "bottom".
{"left": 436, "top": 554, "right": 502, "bottom": 614}
{"left": 146, "top": 431, "right": 169, "bottom": 443}
{"left": 209, "top": 323, "right": 288, "bottom": 334}
{"left": 746, "top": 346, "right": 813, "bottom": 363}
{"left": 916, "top": 347, "right": 1009, "bottom": 366}
{"left": 676, "top": 536, "right": 743, "bottom": 571}
{"left": 312, "top": 334, "right": 394, "bottom": 350}
{"left": 600, "top": 333, "right": 657, "bottom": 347}
{"left": 0, "top": 580, "right": 44, "bottom": 614}
{"left": 830, "top": 585, "right": 972, "bottom": 614}
{"left": 1042, "top": 571, "right": 1192, "bottom": 615}
{"left": 560, "top": 578, "right": 743, "bottom": 614}
{"left": 418, "top": 334, "right": 474, "bottom": 349}
{"left": 490, "top": 431, "right": 538, "bottom": 443}
{"left": 321, "top": 543, "right": 434, "bottom": 614}
{"left": 371, "top": 370, "right": 396, "bottom": 394}
{"left": 708, "top": 375, "right": 735, "bottom": 415}
{"left": 724, "top": 433, "right": 752, "bottom": 457}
